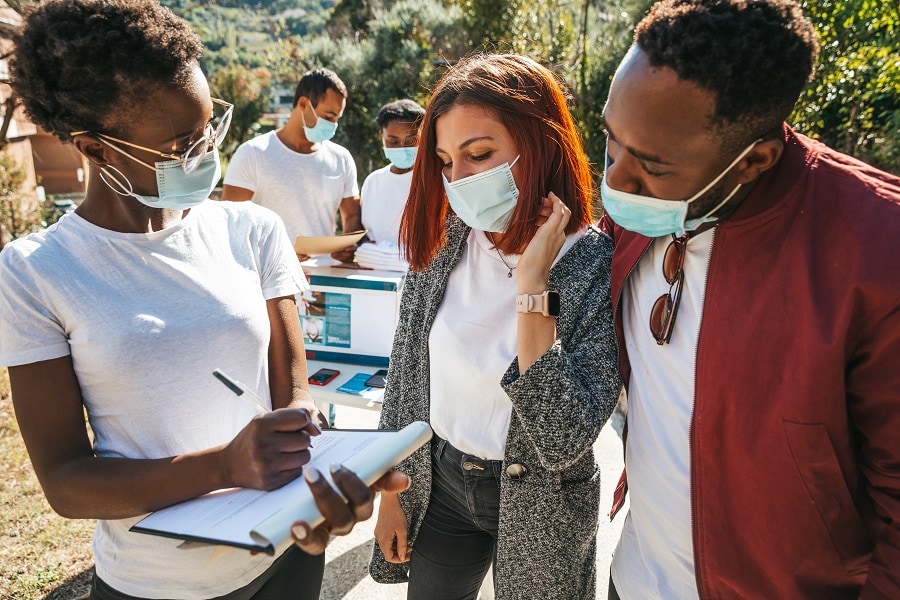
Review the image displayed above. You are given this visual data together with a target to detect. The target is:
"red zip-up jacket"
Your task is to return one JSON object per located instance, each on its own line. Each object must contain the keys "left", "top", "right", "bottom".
{"left": 602, "top": 126, "right": 900, "bottom": 599}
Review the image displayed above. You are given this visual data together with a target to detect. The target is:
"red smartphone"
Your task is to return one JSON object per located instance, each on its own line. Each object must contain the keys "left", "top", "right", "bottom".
{"left": 308, "top": 368, "right": 340, "bottom": 386}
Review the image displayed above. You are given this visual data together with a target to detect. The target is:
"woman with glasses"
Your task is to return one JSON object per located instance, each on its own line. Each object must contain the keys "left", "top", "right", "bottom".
{"left": 369, "top": 53, "right": 621, "bottom": 599}
{"left": 0, "top": 2, "right": 405, "bottom": 598}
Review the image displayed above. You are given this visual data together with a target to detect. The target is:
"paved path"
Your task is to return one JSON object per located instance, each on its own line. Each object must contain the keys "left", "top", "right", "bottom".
{"left": 320, "top": 405, "right": 629, "bottom": 599}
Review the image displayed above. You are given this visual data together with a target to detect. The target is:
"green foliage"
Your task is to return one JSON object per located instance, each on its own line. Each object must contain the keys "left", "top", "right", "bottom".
{"left": 450, "top": 0, "right": 521, "bottom": 49}
{"left": 164, "top": 0, "right": 897, "bottom": 181}
{"left": 0, "top": 154, "right": 40, "bottom": 250}
{"left": 303, "top": 0, "right": 464, "bottom": 177}
{"left": 575, "top": 0, "right": 654, "bottom": 167}
{"left": 793, "top": 0, "right": 900, "bottom": 173}
{"left": 209, "top": 65, "right": 273, "bottom": 157}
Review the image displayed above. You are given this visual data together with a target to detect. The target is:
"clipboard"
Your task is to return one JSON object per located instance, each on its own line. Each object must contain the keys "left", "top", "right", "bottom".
{"left": 131, "top": 422, "right": 431, "bottom": 555}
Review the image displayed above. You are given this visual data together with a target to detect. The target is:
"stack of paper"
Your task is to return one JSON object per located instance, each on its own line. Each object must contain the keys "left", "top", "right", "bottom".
{"left": 355, "top": 240, "right": 408, "bottom": 272}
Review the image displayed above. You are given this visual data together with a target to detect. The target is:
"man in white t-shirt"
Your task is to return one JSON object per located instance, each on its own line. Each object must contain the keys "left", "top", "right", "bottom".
{"left": 360, "top": 99, "right": 424, "bottom": 246}
{"left": 223, "top": 68, "right": 361, "bottom": 262}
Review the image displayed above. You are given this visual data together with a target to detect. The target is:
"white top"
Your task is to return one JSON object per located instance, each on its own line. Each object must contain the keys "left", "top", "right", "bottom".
{"left": 429, "top": 228, "right": 583, "bottom": 460}
{"left": 0, "top": 201, "right": 308, "bottom": 598}
{"left": 360, "top": 164, "right": 412, "bottom": 245}
{"left": 224, "top": 130, "right": 359, "bottom": 240}
{"left": 611, "top": 230, "right": 715, "bottom": 600}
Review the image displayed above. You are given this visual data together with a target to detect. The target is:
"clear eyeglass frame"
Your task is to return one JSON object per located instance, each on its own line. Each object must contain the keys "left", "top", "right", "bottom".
{"left": 70, "top": 98, "right": 234, "bottom": 174}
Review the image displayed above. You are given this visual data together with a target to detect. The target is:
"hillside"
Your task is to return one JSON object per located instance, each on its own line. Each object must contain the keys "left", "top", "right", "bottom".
{"left": 160, "top": 0, "right": 338, "bottom": 81}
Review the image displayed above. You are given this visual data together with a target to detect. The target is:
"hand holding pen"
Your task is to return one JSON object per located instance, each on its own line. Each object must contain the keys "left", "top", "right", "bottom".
{"left": 211, "top": 369, "right": 411, "bottom": 557}
{"left": 214, "top": 369, "right": 322, "bottom": 491}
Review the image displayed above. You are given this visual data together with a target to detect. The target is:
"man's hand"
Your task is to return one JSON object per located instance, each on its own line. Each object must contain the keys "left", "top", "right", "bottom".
{"left": 290, "top": 467, "right": 410, "bottom": 555}
{"left": 330, "top": 245, "right": 357, "bottom": 263}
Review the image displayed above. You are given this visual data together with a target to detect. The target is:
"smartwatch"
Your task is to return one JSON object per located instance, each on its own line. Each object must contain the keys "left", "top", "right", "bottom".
{"left": 515, "top": 290, "right": 560, "bottom": 317}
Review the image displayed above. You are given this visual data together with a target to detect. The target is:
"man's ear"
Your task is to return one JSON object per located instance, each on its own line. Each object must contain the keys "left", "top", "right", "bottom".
{"left": 736, "top": 139, "right": 783, "bottom": 184}
{"left": 73, "top": 135, "right": 110, "bottom": 167}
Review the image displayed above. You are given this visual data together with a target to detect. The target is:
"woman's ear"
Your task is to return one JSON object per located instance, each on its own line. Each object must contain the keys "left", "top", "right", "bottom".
{"left": 73, "top": 135, "right": 110, "bottom": 166}
{"left": 736, "top": 139, "right": 783, "bottom": 185}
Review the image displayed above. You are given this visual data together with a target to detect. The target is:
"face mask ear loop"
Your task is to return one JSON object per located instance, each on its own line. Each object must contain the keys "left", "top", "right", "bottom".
{"left": 685, "top": 139, "right": 761, "bottom": 205}
{"left": 95, "top": 136, "right": 157, "bottom": 171}
{"left": 98, "top": 164, "right": 135, "bottom": 197}
{"left": 303, "top": 100, "right": 317, "bottom": 128}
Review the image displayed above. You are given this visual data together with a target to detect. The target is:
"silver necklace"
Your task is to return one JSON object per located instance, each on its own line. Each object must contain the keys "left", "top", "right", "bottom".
{"left": 488, "top": 232, "right": 516, "bottom": 278}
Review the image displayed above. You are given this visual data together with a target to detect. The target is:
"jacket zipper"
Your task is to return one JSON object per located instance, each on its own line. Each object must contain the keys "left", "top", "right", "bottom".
{"left": 608, "top": 236, "right": 653, "bottom": 521}
{"left": 615, "top": 242, "right": 652, "bottom": 383}
{"left": 691, "top": 225, "right": 717, "bottom": 599}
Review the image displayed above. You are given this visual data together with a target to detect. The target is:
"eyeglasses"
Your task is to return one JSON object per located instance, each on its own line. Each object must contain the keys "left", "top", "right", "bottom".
{"left": 649, "top": 234, "right": 688, "bottom": 345}
{"left": 70, "top": 98, "right": 233, "bottom": 174}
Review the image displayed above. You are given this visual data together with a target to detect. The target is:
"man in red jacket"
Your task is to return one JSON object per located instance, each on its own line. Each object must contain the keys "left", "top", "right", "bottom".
{"left": 599, "top": 1, "right": 900, "bottom": 598}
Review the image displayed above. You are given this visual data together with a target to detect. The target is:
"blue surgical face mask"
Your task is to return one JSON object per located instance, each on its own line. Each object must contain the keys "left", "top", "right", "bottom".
{"left": 384, "top": 146, "right": 417, "bottom": 170}
{"left": 303, "top": 103, "right": 338, "bottom": 143}
{"left": 98, "top": 142, "right": 220, "bottom": 210}
{"left": 600, "top": 140, "right": 759, "bottom": 237}
{"left": 443, "top": 156, "right": 520, "bottom": 232}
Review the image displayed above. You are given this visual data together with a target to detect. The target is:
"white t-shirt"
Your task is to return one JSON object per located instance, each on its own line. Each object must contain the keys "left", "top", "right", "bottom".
{"left": 360, "top": 164, "right": 412, "bottom": 245}
{"left": 0, "top": 201, "right": 309, "bottom": 598}
{"left": 429, "top": 228, "right": 583, "bottom": 460}
{"left": 224, "top": 130, "right": 359, "bottom": 240}
{"left": 611, "top": 230, "right": 714, "bottom": 600}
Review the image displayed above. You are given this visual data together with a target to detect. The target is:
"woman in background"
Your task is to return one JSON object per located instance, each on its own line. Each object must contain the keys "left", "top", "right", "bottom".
{"left": 370, "top": 53, "right": 621, "bottom": 599}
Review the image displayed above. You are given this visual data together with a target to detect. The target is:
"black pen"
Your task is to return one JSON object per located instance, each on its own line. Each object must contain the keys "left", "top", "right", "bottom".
{"left": 212, "top": 369, "right": 270, "bottom": 415}
{"left": 213, "top": 369, "right": 322, "bottom": 436}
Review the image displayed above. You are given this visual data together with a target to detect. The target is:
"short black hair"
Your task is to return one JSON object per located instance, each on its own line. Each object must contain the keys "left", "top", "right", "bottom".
{"left": 292, "top": 68, "right": 348, "bottom": 108}
{"left": 635, "top": 0, "right": 819, "bottom": 148}
{"left": 375, "top": 99, "right": 426, "bottom": 130}
{"left": 11, "top": 0, "right": 203, "bottom": 143}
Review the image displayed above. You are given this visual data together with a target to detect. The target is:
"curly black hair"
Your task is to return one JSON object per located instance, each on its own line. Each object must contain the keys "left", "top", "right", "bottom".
{"left": 375, "top": 99, "right": 425, "bottom": 130}
{"left": 11, "top": 0, "right": 203, "bottom": 143}
{"left": 635, "top": 0, "right": 819, "bottom": 148}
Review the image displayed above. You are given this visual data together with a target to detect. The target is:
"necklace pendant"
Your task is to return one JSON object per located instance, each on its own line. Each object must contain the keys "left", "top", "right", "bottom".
{"left": 507, "top": 270, "right": 513, "bottom": 278}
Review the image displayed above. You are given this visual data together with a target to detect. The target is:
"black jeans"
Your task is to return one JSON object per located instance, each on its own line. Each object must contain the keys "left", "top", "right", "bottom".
{"left": 90, "top": 545, "right": 325, "bottom": 600}
{"left": 608, "top": 574, "right": 622, "bottom": 600}
{"left": 407, "top": 437, "right": 503, "bottom": 600}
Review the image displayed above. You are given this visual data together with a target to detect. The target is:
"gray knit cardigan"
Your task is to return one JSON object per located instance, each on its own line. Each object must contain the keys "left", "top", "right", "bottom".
{"left": 369, "top": 216, "right": 621, "bottom": 599}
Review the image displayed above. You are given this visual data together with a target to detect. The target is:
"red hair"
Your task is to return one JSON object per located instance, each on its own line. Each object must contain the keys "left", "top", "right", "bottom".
{"left": 401, "top": 53, "right": 594, "bottom": 271}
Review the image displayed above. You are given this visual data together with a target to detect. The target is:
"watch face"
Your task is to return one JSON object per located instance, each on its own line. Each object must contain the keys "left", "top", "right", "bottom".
{"left": 546, "top": 291, "right": 561, "bottom": 317}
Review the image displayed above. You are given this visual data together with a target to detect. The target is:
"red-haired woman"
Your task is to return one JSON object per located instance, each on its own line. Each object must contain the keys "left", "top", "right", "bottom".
{"left": 369, "top": 53, "right": 621, "bottom": 599}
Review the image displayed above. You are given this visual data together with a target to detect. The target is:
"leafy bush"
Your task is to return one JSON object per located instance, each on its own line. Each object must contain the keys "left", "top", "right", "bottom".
{"left": 0, "top": 154, "right": 41, "bottom": 251}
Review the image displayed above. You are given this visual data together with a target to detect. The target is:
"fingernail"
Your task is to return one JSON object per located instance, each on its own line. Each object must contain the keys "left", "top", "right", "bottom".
{"left": 292, "top": 524, "right": 307, "bottom": 540}
{"left": 304, "top": 467, "right": 321, "bottom": 484}
{"left": 329, "top": 463, "right": 344, "bottom": 475}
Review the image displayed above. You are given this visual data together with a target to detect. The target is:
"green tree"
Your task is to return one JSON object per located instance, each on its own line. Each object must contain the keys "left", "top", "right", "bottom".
{"left": 209, "top": 64, "right": 273, "bottom": 159}
{"left": 304, "top": 0, "right": 465, "bottom": 178}
{"left": 794, "top": 0, "right": 900, "bottom": 173}
{"left": 575, "top": 0, "right": 654, "bottom": 168}
{"left": 0, "top": 154, "right": 40, "bottom": 250}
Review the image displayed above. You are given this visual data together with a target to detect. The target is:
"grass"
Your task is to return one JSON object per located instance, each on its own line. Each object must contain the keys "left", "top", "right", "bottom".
{"left": 0, "top": 367, "right": 95, "bottom": 599}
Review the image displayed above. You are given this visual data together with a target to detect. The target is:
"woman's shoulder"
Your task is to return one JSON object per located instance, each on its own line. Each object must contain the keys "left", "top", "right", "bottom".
{"left": 561, "top": 226, "right": 614, "bottom": 270}
{"left": 576, "top": 225, "right": 614, "bottom": 255}
{"left": 0, "top": 215, "right": 79, "bottom": 273}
